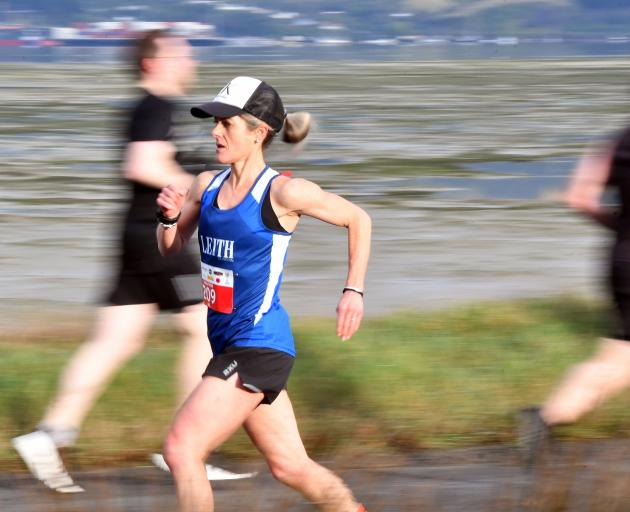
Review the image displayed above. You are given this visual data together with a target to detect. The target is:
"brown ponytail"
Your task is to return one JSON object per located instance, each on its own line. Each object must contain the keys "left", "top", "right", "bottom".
{"left": 282, "top": 112, "right": 311, "bottom": 144}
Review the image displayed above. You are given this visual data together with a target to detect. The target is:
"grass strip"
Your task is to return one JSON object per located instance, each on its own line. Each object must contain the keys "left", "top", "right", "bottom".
{"left": 2, "top": 296, "right": 628, "bottom": 469}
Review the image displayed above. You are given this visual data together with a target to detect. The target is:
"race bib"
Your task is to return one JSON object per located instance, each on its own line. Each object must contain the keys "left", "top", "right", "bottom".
{"left": 201, "top": 263, "right": 234, "bottom": 314}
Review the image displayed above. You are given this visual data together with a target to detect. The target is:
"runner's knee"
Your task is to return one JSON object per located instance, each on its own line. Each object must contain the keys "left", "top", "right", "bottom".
{"left": 174, "top": 317, "right": 203, "bottom": 339}
{"left": 163, "top": 429, "right": 205, "bottom": 473}
{"left": 267, "top": 454, "right": 311, "bottom": 486}
{"left": 174, "top": 305, "right": 207, "bottom": 338}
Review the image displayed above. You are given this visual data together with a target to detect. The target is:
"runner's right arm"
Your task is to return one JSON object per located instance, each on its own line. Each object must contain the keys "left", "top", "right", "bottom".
{"left": 156, "top": 171, "right": 213, "bottom": 255}
{"left": 124, "top": 140, "right": 194, "bottom": 189}
{"left": 123, "top": 94, "right": 195, "bottom": 190}
{"left": 564, "top": 145, "right": 617, "bottom": 229}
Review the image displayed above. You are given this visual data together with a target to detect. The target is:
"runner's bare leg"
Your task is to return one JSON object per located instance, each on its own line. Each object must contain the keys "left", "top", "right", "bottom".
{"left": 244, "top": 390, "right": 360, "bottom": 512}
{"left": 163, "top": 374, "right": 263, "bottom": 512}
{"left": 172, "top": 303, "right": 213, "bottom": 406}
{"left": 41, "top": 304, "right": 157, "bottom": 432}
{"left": 542, "top": 337, "right": 630, "bottom": 425}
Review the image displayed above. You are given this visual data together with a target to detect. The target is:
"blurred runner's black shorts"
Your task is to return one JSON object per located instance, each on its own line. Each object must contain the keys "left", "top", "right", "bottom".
{"left": 610, "top": 260, "right": 630, "bottom": 341}
{"left": 203, "top": 346, "right": 295, "bottom": 404}
{"left": 106, "top": 269, "right": 201, "bottom": 311}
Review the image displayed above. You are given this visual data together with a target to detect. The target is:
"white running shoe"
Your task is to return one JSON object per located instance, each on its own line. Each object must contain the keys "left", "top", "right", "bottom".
{"left": 151, "top": 453, "right": 257, "bottom": 480}
{"left": 12, "top": 431, "right": 84, "bottom": 493}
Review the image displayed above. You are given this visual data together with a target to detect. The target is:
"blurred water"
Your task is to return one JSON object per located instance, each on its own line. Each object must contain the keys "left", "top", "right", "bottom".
{"left": 4, "top": 40, "right": 630, "bottom": 64}
{"left": 2, "top": 58, "right": 629, "bottom": 331}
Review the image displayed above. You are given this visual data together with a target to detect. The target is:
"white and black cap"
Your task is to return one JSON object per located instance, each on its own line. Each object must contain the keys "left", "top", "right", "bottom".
{"left": 191, "top": 76, "right": 286, "bottom": 132}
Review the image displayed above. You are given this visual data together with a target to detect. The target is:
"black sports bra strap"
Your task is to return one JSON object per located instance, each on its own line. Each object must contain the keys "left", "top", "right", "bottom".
{"left": 261, "top": 179, "right": 288, "bottom": 233}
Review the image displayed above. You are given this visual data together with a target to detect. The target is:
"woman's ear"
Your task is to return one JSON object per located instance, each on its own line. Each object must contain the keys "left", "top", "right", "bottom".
{"left": 255, "top": 124, "right": 269, "bottom": 144}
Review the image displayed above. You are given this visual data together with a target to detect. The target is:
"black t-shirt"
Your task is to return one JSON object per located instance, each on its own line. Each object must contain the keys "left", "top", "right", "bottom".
{"left": 125, "top": 91, "right": 174, "bottom": 226}
{"left": 605, "top": 127, "right": 630, "bottom": 266}
{"left": 609, "top": 128, "right": 630, "bottom": 230}
{"left": 128, "top": 92, "right": 174, "bottom": 141}
{"left": 119, "top": 90, "right": 196, "bottom": 272}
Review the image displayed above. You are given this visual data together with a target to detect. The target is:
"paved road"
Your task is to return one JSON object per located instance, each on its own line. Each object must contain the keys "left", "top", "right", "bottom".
{"left": 3, "top": 441, "right": 630, "bottom": 511}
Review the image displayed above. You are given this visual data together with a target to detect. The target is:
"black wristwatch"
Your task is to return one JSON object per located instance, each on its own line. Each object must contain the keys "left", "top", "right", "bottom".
{"left": 156, "top": 208, "right": 181, "bottom": 227}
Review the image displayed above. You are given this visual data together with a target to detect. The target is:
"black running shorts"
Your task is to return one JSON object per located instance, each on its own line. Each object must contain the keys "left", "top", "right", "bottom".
{"left": 106, "top": 269, "right": 201, "bottom": 311}
{"left": 203, "top": 346, "right": 295, "bottom": 404}
{"left": 610, "top": 260, "right": 630, "bottom": 341}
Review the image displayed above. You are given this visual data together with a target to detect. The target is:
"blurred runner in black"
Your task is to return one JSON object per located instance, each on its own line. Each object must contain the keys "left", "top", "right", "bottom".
{"left": 11, "top": 30, "right": 249, "bottom": 493}
{"left": 519, "top": 130, "right": 630, "bottom": 466}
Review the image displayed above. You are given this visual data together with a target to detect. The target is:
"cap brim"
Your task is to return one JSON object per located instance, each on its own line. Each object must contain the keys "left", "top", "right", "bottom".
{"left": 190, "top": 102, "right": 244, "bottom": 119}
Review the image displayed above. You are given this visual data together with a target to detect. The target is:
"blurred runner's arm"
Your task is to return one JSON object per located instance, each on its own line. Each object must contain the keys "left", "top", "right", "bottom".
{"left": 274, "top": 178, "right": 372, "bottom": 341}
{"left": 565, "top": 145, "right": 617, "bottom": 229}
{"left": 124, "top": 140, "right": 195, "bottom": 189}
{"left": 157, "top": 172, "right": 213, "bottom": 256}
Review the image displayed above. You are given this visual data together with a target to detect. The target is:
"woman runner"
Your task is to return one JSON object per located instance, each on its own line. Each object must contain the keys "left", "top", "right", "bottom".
{"left": 156, "top": 76, "right": 371, "bottom": 512}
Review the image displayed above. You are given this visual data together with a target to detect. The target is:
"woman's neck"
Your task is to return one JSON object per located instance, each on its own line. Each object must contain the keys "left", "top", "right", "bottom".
{"left": 229, "top": 153, "right": 266, "bottom": 188}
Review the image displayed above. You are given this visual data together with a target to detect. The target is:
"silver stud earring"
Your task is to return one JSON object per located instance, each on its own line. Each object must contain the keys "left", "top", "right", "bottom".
{"left": 254, "top": 139, "right": 259, "bottom": 144}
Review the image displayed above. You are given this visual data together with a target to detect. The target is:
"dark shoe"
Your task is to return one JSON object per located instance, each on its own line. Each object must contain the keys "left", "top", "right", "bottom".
{"left": 518, "top": 407, "right": 551, "bottom": 468}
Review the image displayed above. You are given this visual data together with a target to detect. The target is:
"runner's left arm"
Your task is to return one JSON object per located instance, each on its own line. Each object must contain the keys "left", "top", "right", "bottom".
{"left": 275, "top": 178, "right": 372, "bottom": 341}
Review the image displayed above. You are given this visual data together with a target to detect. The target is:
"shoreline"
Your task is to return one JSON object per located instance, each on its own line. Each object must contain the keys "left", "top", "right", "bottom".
{"left": 0, "top": 287, "right": 605, "bottom": 339}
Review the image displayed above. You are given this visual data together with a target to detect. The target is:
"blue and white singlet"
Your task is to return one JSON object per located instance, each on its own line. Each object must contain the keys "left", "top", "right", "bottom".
{"left": 198, "top": 166, "right": 295, "bottom": 357}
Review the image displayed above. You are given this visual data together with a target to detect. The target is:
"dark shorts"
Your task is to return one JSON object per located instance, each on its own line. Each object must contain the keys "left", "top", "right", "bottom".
{"left": 610, "top": 260, "right": 630, "bottom": 340}
{"left": 106, "top": 269, "right": 202, "bottom": 312}
{"left": 203, "top": 346, "right": 295, "bottom": 405}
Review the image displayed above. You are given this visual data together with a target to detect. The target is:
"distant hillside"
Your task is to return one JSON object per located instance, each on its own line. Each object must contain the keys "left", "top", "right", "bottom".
{"left": 9, "top": 0, "right": 630, "bottom": 38}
